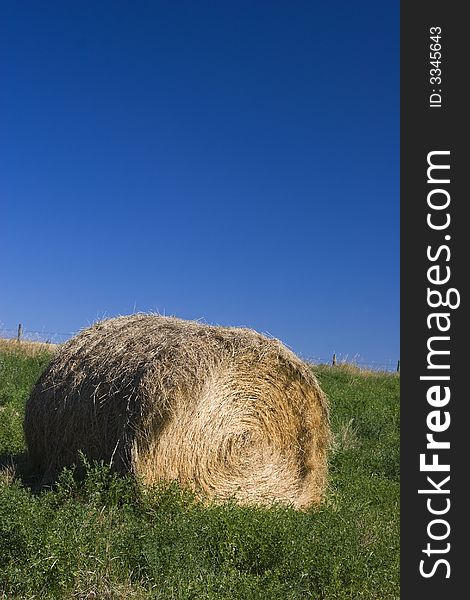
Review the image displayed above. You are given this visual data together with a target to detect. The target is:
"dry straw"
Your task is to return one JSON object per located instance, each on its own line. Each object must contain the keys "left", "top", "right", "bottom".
{"left": 0, "top": 338, "right": 58, "bottom": 357}
{"left": 24, "top": 314, "right": 330, "bottom": 508}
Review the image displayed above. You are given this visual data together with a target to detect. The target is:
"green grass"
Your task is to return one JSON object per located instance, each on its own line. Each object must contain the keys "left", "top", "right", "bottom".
{"left": 0, "top": 347, "right": 399, "bottom": 599}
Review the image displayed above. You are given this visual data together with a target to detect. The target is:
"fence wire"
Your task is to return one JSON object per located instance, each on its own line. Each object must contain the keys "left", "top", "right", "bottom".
{"left": 1, "top": 327, "right": 399, "bottom": 372}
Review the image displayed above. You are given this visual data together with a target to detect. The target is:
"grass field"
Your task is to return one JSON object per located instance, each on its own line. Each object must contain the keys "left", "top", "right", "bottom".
{"left": 0, "top": 341, "right": 399, "bottom": 599}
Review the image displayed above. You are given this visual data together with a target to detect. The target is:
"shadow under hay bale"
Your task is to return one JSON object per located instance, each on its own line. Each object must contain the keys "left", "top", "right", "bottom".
{"left": 24, "top": 314, "right": 330, "bottom": 509}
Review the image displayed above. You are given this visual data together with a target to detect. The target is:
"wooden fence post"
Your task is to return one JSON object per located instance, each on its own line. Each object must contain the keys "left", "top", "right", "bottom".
{"left": 17, "top": 323, "right": 23, "bottom": 343}
{"left": 332, "top": 353, "right": 337, "bottom": 366}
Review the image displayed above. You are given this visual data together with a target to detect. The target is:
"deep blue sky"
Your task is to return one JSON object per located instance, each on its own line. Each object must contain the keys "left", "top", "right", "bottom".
{"left": 1, "top": 1, "right": 399, "bottom": 367}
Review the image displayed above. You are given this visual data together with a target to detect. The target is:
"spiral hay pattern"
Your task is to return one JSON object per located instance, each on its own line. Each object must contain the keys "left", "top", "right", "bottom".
{"left": 24, "top": 314, "right": 330, "bottom": 508}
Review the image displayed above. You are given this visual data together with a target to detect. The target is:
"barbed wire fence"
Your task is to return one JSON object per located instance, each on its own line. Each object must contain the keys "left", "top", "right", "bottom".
{"left": 1, "top": 325, "right": 75, "bottom": 345}
{"left": 1, "top": 323, "right": 400, "bottom": 373}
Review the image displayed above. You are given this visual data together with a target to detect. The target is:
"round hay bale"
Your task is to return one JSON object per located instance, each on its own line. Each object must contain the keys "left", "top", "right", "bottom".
{"left": 24, "top": 314, "right": 330, "bottom": 508}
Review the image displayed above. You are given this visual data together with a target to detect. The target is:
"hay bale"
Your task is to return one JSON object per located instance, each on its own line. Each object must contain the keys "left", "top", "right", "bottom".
{"left": 24, "top": 314, "right": 330, "bottom": 508}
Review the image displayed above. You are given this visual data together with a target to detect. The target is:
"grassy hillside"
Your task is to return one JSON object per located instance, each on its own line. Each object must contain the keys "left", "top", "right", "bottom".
{"left": 0, "top": 342, "right": 399, "bottom": 599}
